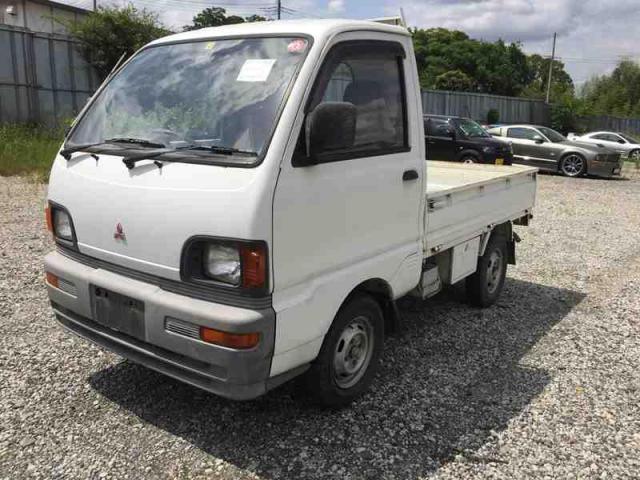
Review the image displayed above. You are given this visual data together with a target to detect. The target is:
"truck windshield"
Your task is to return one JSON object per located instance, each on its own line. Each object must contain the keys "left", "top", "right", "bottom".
{"left": 455, "top": 118, "right": 489, "bottom": 138}
{"left": 67, "top": 37, "right": 309, "bottom": 164}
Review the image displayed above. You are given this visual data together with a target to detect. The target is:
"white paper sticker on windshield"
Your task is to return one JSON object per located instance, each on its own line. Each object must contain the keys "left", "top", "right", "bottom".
{"left": 237, "top": 59, "right": 276, "bottom": 82}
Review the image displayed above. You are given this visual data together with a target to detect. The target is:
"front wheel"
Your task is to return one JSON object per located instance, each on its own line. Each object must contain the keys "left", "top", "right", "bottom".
{"left": 560, "top": 153, "right": 586, "bottom": 177}
{"left": 629, "top": 149, "right": 640, "bottom": 162}
{"left": 304, "top": 295, "right": 384, "bottom": 407}
{"left": 466, "top": 235, "right": 508, "bottom": 307}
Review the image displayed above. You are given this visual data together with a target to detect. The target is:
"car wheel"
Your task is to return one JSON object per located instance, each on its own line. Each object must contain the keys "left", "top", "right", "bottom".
{"left": 629, "top": 149, "right": 640, "bottom": 162}
{"left": 461, "top": 154, "right": 478, "bottom": 164}
{"left": 304, "top": 294, "right": 384, "bottom": 408}
{"left": 466, "top": 234, "right": 508, "bottom": 307}
{"left": 560, "top": 153, "right": 586, "bottom": 177}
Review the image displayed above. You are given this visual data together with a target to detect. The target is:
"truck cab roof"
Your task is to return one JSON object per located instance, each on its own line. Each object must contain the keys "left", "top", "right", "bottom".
{"left": 148, "top": 19, "right": 411, "bottom": 48}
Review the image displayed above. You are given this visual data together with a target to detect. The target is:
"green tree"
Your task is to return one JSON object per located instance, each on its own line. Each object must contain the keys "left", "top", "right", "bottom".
{"left": 434, "top": 70, "right": 474, "bottom": 91}
{"left": 63, "top": 5, "right": 171, "bottom": 79}
{"left": 184, "top": 7, "right": 266, "bottom": 31}
{"left": 411, "top": 27, "right": 533, "bottom": 96}
{"left": 521, "top": 54, "right": 574, "bottom": 101}
{"left": 581, "top": 60, "right": 640, "bottom": 117}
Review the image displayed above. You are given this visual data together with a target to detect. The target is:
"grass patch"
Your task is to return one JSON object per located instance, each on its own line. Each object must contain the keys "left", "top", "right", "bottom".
{"left": 0, "top": 124, "right": 63, "bottom": 182}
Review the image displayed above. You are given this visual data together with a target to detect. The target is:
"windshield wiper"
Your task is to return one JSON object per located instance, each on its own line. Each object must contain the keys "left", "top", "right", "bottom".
{"left": 105, "top": 137, "right": 166, "bottom": 148}
{"left": 122, "top": 148, "right": 176, "bottom": 169}
{"left": 186, "top": 145, "right": 258, "bottom": 156}
{"left": 60, "top": 137, "right": 165, "bottom": 160}
{"left": 121, "top": 144, "right": 258, "bottom": 170}
{"left": 60, "top": 142, "right": 107, "bottom": 160}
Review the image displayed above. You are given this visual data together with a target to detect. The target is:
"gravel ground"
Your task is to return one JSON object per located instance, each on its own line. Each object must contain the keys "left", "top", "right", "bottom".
{"left": 1, "top": 168, "right": 639, "bottom": 480}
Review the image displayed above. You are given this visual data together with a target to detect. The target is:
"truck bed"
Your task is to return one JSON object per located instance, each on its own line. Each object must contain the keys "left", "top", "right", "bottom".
{"left": 424, "top": 161, "right": 537, "bottom": 255}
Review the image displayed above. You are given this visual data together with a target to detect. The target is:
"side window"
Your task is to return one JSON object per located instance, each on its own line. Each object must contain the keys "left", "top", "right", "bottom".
{"left": 592, "top": 133, "right": 613, "bottom": 141}
{"left": 507, "top": 127, "right": 537, "bottom": 140}
{"left": 295, "top": 41, "right": 408, "bottom": 164}
{"left": 426, "top": 118, "right": 450, "bottom": 136}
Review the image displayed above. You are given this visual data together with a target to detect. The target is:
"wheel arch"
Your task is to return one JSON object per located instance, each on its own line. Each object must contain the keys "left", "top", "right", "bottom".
{"left": 341, "top": 278, "right": 399, "bottom": 336}
{"left": 456, "top": 149, "right": 481, "bottom": 162}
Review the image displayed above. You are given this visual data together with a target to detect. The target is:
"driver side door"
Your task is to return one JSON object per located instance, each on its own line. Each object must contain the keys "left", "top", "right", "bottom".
{"left": 506, "top": 127, "right": 555, "bottom": 169}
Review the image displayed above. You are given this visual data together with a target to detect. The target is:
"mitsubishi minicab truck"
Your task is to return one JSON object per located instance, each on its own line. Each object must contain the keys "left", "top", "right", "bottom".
{"left": 44, "top": 19, "right": 537, "bottom": 407}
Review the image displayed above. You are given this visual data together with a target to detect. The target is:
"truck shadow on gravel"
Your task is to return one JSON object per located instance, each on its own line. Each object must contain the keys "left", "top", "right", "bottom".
{"left": 90, "top": 278, "right": 585, "bottom": 479}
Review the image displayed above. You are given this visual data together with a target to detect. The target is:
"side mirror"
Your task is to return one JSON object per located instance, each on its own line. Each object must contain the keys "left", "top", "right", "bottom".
{"left": 533, "top": 135, "right": 544, "bottom": 144}
{"left": 294, "top": 102, "right": 357, "bottom": 167}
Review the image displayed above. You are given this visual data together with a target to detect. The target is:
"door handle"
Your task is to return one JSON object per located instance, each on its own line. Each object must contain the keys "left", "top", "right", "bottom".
{"left": 402, "top": 169, "right": 419, "bottom": 181}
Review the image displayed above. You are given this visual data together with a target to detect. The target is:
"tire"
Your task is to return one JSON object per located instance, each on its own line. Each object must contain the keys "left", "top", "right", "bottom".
{"left": 629, "top": 149, "right": 640, "bottom": 162}
{"left": 461, "top": 154, "right": 478, "bottom": 164}
{"left": 466, "top": 234, "right": 508, "bottom": 307}
{"left": 559, "top": 153, "right": 586, "bottom": 177}
{"left": 304, "top": 295, "right": 384, "bottom": 408}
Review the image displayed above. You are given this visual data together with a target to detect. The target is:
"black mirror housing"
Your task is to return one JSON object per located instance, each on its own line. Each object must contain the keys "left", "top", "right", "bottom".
{"left": 296, "top": 102, "right": 356, "bottom": 165}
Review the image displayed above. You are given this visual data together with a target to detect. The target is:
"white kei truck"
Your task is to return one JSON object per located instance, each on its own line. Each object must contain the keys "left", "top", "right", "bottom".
{"left": 44, "top": 19, "right": 537, "bottom": 407}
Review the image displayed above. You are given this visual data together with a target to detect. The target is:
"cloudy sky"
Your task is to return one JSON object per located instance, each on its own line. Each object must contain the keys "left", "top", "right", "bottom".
{"left": 66, "top": 0, "right": 640, "bottom": 87}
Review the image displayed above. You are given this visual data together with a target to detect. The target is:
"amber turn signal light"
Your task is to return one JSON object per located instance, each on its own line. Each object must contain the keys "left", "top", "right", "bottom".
{"left": 199, "top": 327, "right": 259, "bottom": 349}
{"left": 240, "top": 244, "right": 267, "bottom": 289}
{"left": 45, "top": 271, "right": 59, "bottom": 288}
{"left": 45, "top": 205, "right": 53, "bottom": 233}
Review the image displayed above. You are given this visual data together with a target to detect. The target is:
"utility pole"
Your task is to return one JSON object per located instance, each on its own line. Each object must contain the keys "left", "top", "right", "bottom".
{"left": 545, "top": 32, "right": 557, "bottom": 104}
{"left": 93, "top": 0, "right": 97, "bottom": 11}
{"left": 277, "top": 0, "right": 281, "bottom": 20}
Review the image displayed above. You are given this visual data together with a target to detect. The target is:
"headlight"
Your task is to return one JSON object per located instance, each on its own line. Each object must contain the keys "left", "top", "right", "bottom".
{"left": 53, "top": 209, "right": 73, "bottom": 241}
{"left": 204, "top": 244, "right": 241, "bottom": 285}
{"left": 182, "top": 238, "right": 268, "bottom": 292}
{"left": 46, "top": 202, "right": 77, "bottom": 247}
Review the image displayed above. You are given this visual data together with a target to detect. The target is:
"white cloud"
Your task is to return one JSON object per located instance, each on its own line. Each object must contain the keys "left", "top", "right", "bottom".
{"left": 385, "top": 0, "right": 640, "bottom": 84}
{"left": 328, "top": 0, "right": 345, "bottom": 13}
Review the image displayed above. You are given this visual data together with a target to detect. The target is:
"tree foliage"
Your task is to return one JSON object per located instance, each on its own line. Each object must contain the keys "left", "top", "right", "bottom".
{"left": 580, "top": 60, "right": 640, "bottom": 117}
{"left": 434, "top": 69, "right": 473, "bottom": 91}
{"left": 521, "top": 54, "right": 574, "bottom": 101}
{"left": 411, "top": 28, "right": 533, "bottom": 96}
{"left": 64, "top": 5, "right": 171, "bottom": 79}
{"left": 184, "top": 7, "right": 266, "bottom": 31}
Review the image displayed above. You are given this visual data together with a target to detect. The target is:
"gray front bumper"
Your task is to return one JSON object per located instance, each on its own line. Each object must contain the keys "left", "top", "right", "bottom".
{"left": 45, "top": 250, "right": 278, "bottom": 400}
{"left": 588, "top": 159, "right": 624, "bottom": 177}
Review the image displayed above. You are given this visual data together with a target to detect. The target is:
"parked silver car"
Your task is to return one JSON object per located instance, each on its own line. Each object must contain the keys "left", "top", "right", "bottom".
{"left": 487, "top": 125, "right": 623, "bottom": 178}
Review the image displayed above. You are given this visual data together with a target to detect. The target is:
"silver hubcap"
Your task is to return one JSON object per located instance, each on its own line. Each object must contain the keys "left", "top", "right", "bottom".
{"left": 463, "top": 157, "right": 475, "bottom": 164}
{"left": 486, "top": 249, "right": 504, "bottom": 294}
{"left": 631, "top": 150, "right": 640, "bottom": 161}
{"left": 333, "top": 316, "right": 374, "bottom": 389}
{"left": 562, "top": 155, "right": 584, "bottom": 176}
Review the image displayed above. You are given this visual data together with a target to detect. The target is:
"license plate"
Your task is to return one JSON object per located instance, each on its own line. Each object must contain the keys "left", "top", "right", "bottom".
{"left": 91, "top": 286, "right": 145, "bottom": 340}
{"left": 495, "top": 158, "right": 504, "bottom": 165}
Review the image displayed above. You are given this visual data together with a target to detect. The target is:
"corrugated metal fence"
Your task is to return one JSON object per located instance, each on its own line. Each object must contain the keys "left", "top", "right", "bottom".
{"left": 0, "top": 24, "right": 99, "bottom": 126}
{"left": 578, "top": 115, "right": 640, "bottom": 136}
{"left": 422, "top": 89, "right": 550, "bottom": 125}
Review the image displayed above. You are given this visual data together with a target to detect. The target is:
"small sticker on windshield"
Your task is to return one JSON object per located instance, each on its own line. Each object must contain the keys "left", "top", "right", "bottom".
{"left": 237, "top": 59, "right": 276, "bottom": 82}
{"left": 287, "top": 38, "right": 307, "bottom": 54}
{"left": 205, "top": 41, "right": 216, "bottom": 50}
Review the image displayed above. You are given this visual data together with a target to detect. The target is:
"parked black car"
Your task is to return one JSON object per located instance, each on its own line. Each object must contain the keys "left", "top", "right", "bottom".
{"left": 424, "top": 114, "right": 513, "bottom": 165}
